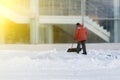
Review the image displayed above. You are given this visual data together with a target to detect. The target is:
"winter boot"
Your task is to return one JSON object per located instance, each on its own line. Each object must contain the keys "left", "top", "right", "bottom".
{"left": 82, "top": 52, "right": 87, "bottom": 55}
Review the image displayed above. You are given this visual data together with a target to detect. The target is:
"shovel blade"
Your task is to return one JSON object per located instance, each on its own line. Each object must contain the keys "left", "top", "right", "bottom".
{"left": 67, "top": 48, "right": 77, "bottom": 52}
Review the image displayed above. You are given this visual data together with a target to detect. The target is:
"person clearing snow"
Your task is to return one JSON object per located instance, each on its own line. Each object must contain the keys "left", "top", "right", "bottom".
{"left": 74, "top": 23, "right": 87, "bottom": 55}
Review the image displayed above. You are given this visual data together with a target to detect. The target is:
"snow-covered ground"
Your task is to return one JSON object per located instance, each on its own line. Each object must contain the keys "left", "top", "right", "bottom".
{"left": 0, "top": 44, "right": 120, "bottom": 80}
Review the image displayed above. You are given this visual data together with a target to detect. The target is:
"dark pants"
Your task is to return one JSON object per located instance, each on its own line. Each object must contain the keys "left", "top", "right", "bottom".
{"left": 77, "top": 40, "right": 87, "bottom": 54}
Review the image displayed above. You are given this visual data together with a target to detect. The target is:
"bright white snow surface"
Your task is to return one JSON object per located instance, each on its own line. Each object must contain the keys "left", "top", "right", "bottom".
{"left": 0, "top": 48, "right": 120, "bottom": 80}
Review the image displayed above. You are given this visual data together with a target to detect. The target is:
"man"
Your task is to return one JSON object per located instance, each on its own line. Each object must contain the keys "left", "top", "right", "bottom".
{"left": 74, "top": 23, "right": 87, "bottom": 55}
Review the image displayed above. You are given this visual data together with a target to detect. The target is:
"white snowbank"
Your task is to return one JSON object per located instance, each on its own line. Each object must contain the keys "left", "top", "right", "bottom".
{"left": 0, "top": 48, "right": 120, "bottom": 80}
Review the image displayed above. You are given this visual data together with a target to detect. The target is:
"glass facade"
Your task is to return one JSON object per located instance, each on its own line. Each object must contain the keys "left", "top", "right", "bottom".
{"left": 0, "top": 0, "right": 120, "bottom": 44}
{"left": 39, "top": 0, "right": 81, "bottom": 15}
{"left": 39, "top": 0, "right": 114, "bottom": 18}
{"left": 38, "top": 0, "right": 115, "bottom": 32}
{"left": 38, "top": 0, "right": 115, "bottom": 43}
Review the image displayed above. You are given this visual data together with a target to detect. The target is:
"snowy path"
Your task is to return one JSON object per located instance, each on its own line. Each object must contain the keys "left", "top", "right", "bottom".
{"left": 0, "top": 49, "right": 120, "bottom": 80}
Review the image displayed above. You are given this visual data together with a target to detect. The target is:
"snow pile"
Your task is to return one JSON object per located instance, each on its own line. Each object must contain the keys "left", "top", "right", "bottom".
{"left": 0, "top": 49, "right": 120, "bottom": 80}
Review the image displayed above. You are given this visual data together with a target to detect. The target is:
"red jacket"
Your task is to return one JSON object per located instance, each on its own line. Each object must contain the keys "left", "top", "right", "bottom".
{"left": 74, "top": 26, "right": 87, "bottom": 42}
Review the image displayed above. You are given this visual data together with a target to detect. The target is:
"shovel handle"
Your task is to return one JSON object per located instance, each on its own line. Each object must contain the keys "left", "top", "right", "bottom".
{"left": 71, "top": 39, "right": 75, "bottom": 48}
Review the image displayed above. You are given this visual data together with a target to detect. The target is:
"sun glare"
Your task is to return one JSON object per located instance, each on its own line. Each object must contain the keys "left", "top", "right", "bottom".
{"left": 0, "top": 0, "right": 30, "bottom": 44}
{"left": 0, "top": 0, "right": 16, "bottom": 7}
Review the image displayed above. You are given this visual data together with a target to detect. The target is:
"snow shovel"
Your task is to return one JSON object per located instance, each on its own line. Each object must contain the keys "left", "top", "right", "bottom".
{"left": 67, "top": 48, "right": 77, "bottom": 52}
{"left": 67, "top": 40, "right": 78, "bottom": 52}
{"left": 67, "top": 40, "right": 82, "bottom": 52}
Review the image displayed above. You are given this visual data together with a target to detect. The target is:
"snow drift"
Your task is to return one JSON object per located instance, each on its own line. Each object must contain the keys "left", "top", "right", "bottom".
{"left": 0, "top": 47, "right": 120, "bottom": 80}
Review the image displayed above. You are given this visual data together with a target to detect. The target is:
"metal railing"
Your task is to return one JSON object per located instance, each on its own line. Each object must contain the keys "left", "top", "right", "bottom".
{"left": 86, "top": 1, "right": 114, "bottom": 32}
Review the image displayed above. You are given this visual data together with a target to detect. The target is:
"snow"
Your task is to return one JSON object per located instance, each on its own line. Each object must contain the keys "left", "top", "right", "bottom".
{"left": 0, "top": 45, "right": 120, "bottom": 80}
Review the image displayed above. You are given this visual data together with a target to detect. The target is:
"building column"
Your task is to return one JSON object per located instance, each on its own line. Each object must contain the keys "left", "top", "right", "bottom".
{"left": 81, "top": 0, "right": 86, "bottom": 25}
{"left": 45, "top": 25, "right": 53, "bottom": 43}
{"left": 38, "top": 24, "right": 53, "bottom": 44}
{"left": 30, "top": 0, "right": 39, "bottom": 44}
{"left": 0, "top": 16, "right": 5, "bottom": 44}
{"left": 114, "top": 0, "right": 120, "bottom": 42}
{"left": 0, "top": 27, "right": 4, "bottom": 44}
